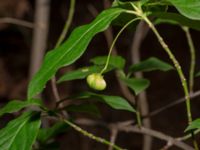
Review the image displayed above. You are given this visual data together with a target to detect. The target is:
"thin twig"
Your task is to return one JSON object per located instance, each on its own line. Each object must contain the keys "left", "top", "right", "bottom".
{"left": 0, "top": 17, "right": 34, "bottom": 28}
{"left": 55, "top": 0, "right": 75, "bottom": 48}
{"left": 119, "top": 126, "right": 194, "bottom": 150}
{"left": 51, "top": 0, "right": 75, "bottom": 103}
{"left": 29, "top": 0, "right": 50, "bottom": 79}
{"left": 182, "top": 27, "right": 196, "bottom": 93}
{"left": 62, "top": 118, "right": 124, "bottom": 150}
{"left": 131, "top": 20, "right": 152, "bottom": 150}
{"left": 75, "top": 118, "right": 193, "bottom": 150}
{"left": 108, "top": 128, "right": 118, "bottom": 150}
{"left": 177, "top": 129, "right": 200, "bottom": 141}
{"left": 182, "top": 26, "right": 199, "bottom": 150}
{"left": 146, "top": 90, "right": 200, "bottom": 118}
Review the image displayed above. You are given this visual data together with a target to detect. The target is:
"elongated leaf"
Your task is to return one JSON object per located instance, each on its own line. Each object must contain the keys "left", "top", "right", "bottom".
{"left": 58, "top": 56, "right": 125, "bottom": 83}
{"left": 185, "top": 118, "right": 200, "bottom": 132}
{"left": 121, "top": 77, "right": 150, "bottom": 95}
{"left": 90, "top": 55, "right": 125, "bottom": 69}
{"left": 0, "top": 99, "right": 42, "bottom": 117}
{"left": 38, "top": 122, "right": 68, "bottom": 143}
{"left": 74, "top": 92, "right": 135, "bottom": 112}
{"left": 153, "top": 12, "right": 200, "bottom": 31}
{"left": 66, "top": 104, "right": 101, "bottom": 117}
{"left": 28, "top": 8, "right": 128, "bottom": 99}
{"left": 58, "top": 66, "right": 104, "bottom": 83}
{"left": 129, "top": 57, "right": 173, "bottom": 73}
{"left": 167, "top": 0, "right": 200, "bottom": 20}
{"left": 0, "top": 112, "right": 41, "bottom": 150}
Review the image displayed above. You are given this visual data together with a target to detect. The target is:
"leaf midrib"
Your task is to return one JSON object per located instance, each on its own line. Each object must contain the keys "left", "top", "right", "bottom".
{"left": 29, "top": 9, "right": 123, "bottom": 98}
{"left": 0, "top": 116, "right": 29, "bottom": 149}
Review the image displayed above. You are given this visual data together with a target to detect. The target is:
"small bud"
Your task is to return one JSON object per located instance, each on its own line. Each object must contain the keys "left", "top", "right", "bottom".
{"left": 86, "top": 73, "right": 106, "bottom": 90}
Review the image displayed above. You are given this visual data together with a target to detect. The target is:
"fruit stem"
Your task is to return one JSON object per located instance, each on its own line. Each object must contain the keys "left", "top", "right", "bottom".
{"left": 100, "top": 17, "right": 140, "bottom": 74}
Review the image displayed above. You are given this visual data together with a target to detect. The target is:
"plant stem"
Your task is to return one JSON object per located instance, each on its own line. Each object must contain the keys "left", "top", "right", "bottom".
{"left": 143, "top": 17, "right": 192, "bottom": 123}
{"left": 51, "top": 0, "right": 75, "bottom": 118}
{"left": 63, "top": 119, "right": 123, "bottom": 150}
{"left": 182, "top": 27, "right": 196, "bottom": 93}
{"left": 142, "top": 16, "right": 199, "bottom": 150}
{"left": 130, "top": 4, "right": 198, "bottom": 148}
{"left": 51, "top": 0, "right": 76, "bottom": 103}
{"left": 182, "top": 27, "right": 198, "bottom": 150}
{"left": 136, "top": 110, "right": 142, "bottom": 128}
{"left": 55, "top": 0, "right": 75, "bottom": 48}
{"left": 100, "top": 18, "right": 139, "bottom": 74}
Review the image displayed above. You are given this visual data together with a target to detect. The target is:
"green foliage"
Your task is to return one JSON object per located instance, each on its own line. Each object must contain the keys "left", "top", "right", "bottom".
{"left": 66, "top": 104, "right": 101, "bottom": 117}
{"left": 0, "top": 112, "right": 41, "bottom": 150}
{"left": 195, "top": 71, "right": 200, "bottom": 77}
{"left": 58, "top": 55, "right": 125, "bottom": 83}
{"left": 58, "top": 66, "right": 104, "bottom": 83}
{"left": 120, "top": 77, "right": 150, "bottom": 95}
{"left": 0, "top": 99, "right": 43, "bottom": 117}
{"left": 185, "top": 118, "right": 200, "bottom": 132}
{"left": 73, "top": 92, "right": 135, "bottom": 112}
{"left": 90, "top": 55, "right": 125, "bottom": 69}
{"left": 167, "top": 0, "right": 200, "bottom": 20}
{"left": 153, "top": 12, "right": 200, "bottom": 31}
{"left": 37, "top": 122, "right": 69, "bottom": 143}
{"left": 129, "top": 57, "right": 174, "bottom": 73}
{"left": 1, "top": 0, "right": 200, "bottom": 149}
{"left": 28, "top": 7, "right": 128, "bottom": 99}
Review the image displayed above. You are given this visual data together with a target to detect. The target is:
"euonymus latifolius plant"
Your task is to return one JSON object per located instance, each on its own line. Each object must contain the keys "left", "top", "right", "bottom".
{"left": 1, "top": 0, "right": 200, "bottom": 149}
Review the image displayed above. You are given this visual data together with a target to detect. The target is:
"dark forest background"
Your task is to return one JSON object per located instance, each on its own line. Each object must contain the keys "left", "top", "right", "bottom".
{"left": 0, "top": 0, "right": 200, "bottom": 149}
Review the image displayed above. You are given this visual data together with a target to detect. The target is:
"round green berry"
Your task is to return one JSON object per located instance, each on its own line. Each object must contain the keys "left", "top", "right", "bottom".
{"left": 86, "top": 73, "right": 106, "bottom": 90}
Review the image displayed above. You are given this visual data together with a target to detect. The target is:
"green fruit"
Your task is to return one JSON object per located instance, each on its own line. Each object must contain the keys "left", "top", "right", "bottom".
{"left": 86, "top": 73, "right": 106, "bottom": 90}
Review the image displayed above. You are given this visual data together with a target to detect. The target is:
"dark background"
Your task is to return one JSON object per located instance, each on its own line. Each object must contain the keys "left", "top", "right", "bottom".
{"left": 0, "top": 0, "right": 200, "bottom": 149}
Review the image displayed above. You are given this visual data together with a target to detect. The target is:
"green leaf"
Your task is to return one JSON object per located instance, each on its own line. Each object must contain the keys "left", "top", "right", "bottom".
{"left": 58, "top": 56, "right": 125, "bottom": 83}
{"left": 75, "top": 92, "right": 135, "bottom": 112}
{"left": 58, "top": 66, "right": 104, "bottom": 83}
{"left": 66, "top": 104, "right": 101, "bottom": 117}
{"left": 90, "top": 55, "right": 126, "bottom": 69}
{"left": 120, "top": 77, "right": 150, "bottom": 95}
{"left": 167, "top": 0, "right": 200, "bottom": 20}
{"left": 0, "top": 99, "right": 42, "bottom": 117}
{"left": 38, "top": 122, "right": 69, "bottom": 143}
{"left": 0, "top": 112, "right": 41, "bottom": 150}
{"left": 153, "top": 12, "right": 200, "bottom": 31}
{"left": 28, "top": 7, "right": 127, "bottom": 99}
{"left": 195, "top": 71, "right": 200, "bottom": 77}
{"left": 185, "top": 118, "right": 200, "bottom": 132}
{"left": 129, "top": 57, "right": 173, "bottom": 73}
